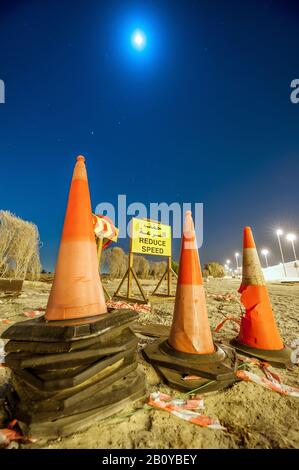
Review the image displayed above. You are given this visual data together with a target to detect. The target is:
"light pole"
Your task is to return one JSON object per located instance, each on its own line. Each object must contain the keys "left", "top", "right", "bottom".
{"left": 286, "top": 233, "right": 299, "bottom": 277}
{"left": 226, "top": 260, "right": 231, "bottom": 276}
{"left": 235, "top": 252, "right": 240, "bottom": 273}
{"left": 276, "top": 229, "right": 287, "bottom": 277}
{"left": 261, "top": 249, "right": 269, "bottom": 268}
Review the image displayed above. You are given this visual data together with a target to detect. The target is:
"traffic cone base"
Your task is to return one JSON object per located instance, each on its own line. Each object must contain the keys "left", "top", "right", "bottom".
{"left": 160, "top": 339, "right": 224, "bottom": 363}
{"left": 230, "top": 338, "right": 291, "bottom": 368}
{"left": 143, "top": 339, "right": 237, "bottom": 392}
{"left": 2, "top": 309, "right": 138, "bottom": 342}
{"left": 155, "top": 365, "right": 238, "bottom": 393}
{"left": 2, "top": 306, "right": 146, "bottom": 435}
{"left": 5, "top": 321, "right": 136, "bottom": 354}
{"left": 16, "top": 371, "right": 146, "bottom": 438}
{"left": 5, "top": 329, "right": 138, "bottom": 371}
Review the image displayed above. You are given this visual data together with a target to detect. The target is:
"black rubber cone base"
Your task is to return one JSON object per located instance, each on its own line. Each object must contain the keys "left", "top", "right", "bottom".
{"left": 16, "top": 371, "right": 146, "bottom": 438}
{"left": 143, "top": 339, "right": 237, "bottom": 382}
{"left": 12, "top": 348, "right": 137, "bottom": 392}
{"left": 5, "top": 323, "right": 133, "bottom": 354}
{"left": 230, "top": 338, "right": 292, "bottom": 368}
{"left": 14, "top": 369, "right": 145, "bottom": 424}
{"left": 1, "top": 309, "right": 138, "bottom": 342}
{"left": 156, "top": 366, "right": 237, "bottom": 393}
{"left": 5, "top": 329, "right": 137, "bottom": 370}
{"left": 11, "top": 360, "right": 137, "bottom": 413}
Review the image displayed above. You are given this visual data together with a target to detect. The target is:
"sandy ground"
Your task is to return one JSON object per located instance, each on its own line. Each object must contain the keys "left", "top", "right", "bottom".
{"left": 0, "top": 277, "right": 298, "bottom": 449}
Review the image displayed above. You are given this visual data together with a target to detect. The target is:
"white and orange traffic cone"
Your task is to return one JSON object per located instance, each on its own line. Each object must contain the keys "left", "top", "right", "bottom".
{"left": 231, "top": 227, "right": 291, "bottom": 367}
{"left": 143, "top": 211, "right": 237, "bottom": 392}
{"left": 45, "top": 156, "right": 107, "bottom": 321}
{"left": 168, "top": 211, "right": 214, "bottom": 354}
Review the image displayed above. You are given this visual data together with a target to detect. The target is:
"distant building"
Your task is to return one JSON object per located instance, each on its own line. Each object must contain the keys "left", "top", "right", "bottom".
{"left": 0, "top": 79, "right": 4, "bottom": 104}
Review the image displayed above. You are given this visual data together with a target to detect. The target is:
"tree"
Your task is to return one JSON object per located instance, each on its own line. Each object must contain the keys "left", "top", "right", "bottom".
{"left": 101, "top": 247, "right": 127, "bottom": 278}
{"left": 171, "top": 260, "right": 179, "bottom": 275}
{"left": 149, "top": 261, "right": 166, "bottom": 279}
{"left": 203, "top": 262, "right": 225, "bottom": 278}
{"left": 134, "top": 255, "right": 150, "bottom": 278}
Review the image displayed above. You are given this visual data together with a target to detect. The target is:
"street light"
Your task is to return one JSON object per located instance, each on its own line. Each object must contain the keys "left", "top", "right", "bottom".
{"left": 224, "top": 261, "right": 231, "bottom": 276}
{"left": 286, "top": 233, "right": 299, "bottom": 277}
{"left": 261, "top": 248, "right": 269, "bottom": 268}
{"left": 275, "top": 229, "right": 287, "bottom": 277}
{"left": 235, "top": 252, "right": 240, "bottom": 272}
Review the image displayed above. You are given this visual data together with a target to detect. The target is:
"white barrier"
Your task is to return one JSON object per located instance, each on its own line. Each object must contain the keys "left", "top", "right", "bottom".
{"left": 262, "top": 261, "right": 299, "bottom": 282}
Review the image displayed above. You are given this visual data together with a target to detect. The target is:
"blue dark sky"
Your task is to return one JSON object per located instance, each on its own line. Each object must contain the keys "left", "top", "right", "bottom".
{"left": 0, "top": 0, "right": 298, "bottom": 271}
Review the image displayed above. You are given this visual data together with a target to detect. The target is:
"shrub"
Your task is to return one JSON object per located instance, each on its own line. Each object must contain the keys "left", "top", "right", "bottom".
{"left": 204, "top": 262, "right": 225, "bottom": 278}
{"left": 0, "top": 210, "right": 41, "bottom": 280}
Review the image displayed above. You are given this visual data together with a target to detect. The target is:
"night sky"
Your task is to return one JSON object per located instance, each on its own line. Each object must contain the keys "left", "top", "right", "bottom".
{"left": 0, "top": 0, "right": 298, "bottom": 271}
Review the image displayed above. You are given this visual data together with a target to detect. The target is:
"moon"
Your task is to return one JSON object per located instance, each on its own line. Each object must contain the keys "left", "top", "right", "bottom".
{"left": 131, "top": 29, "right": 147, "bottom": 51}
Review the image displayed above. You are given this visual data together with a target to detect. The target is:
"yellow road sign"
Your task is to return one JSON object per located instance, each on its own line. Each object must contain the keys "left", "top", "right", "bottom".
{"left": 131, "top": 218, "right": 171, "bottom": 257}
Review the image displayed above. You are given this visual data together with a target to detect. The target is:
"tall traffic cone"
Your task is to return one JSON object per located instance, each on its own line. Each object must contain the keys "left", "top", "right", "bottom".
{"left": 45, "top": 156, "right": 107, "bottom": 321}
{"left": 231, "top": 227, "right": 291, "bottom": 367}
{"left": 0, "top": 155, "right": 146, "bottom": 438}
{"left": 168, "top": 210, "right": 214, "bottom": 354}
{"left": 143, "top": 211, "right": 237, "bottom": 392}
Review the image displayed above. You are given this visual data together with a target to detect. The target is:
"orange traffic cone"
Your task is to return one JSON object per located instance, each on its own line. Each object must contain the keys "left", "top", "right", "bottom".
{"left": 143, "top": 211, "right": 237, "bottom": 392}
{"left": 231, "top": 227, "right": 291, "bottom": 366}
{"left": 45, "top": 156, "right": 107, "bottom": 321}
{"left": 168, "top": 210, "right": 214, "bottom": 354}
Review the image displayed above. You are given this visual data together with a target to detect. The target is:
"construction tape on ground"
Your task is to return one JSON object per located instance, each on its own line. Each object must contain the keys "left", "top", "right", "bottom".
{"left": 148, "top": 391, "right": 225, "bottom": 430}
